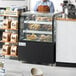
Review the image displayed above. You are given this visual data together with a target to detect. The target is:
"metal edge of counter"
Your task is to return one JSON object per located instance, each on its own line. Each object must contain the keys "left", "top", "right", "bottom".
{"left": 56, "top": 18, "right": 76, "bottom": 21}
{"left": 56, "top": 62, "right": 76, "bottom": 67}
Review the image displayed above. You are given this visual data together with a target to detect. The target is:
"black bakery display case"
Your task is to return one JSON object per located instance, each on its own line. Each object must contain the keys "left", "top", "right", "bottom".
{"left": 18, "top": 11, "right": 56, "bottom": 64}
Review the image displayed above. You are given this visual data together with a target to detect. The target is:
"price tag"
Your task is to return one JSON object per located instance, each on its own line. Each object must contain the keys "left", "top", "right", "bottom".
{"left": 19, "top": 42, "right": 26, "bottom": 46}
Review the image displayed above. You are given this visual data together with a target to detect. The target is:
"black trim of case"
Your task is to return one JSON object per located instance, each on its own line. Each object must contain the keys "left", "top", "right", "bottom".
{"left": 56, "top": 62, "right": 76, "bottom": 67}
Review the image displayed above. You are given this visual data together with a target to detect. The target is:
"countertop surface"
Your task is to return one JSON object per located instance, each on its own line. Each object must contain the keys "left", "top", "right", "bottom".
{"left": 0, "top": 59, "right": 76, "bottom": 76}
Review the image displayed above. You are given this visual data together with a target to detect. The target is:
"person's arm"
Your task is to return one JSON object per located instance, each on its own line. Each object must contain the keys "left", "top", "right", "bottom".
{"left": 50, "top": 2, "right": 55, "bottom": 13}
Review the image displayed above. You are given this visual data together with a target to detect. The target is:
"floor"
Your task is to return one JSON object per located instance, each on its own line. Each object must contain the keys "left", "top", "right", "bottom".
{"left": 1, "top": 59, "right": 76, "bottom": 76}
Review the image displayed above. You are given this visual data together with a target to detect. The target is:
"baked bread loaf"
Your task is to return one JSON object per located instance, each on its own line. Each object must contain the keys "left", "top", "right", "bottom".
{"left": 10, "top": 33, "right": 18, "bottom": 42}
{"left": 2, "top": 32, "right": 11, "bottom": 42}
{"left": 10, "top": 45, "right": 18, "bottom": 56}
{"left": 11, "top": 20, "right": 18, "bottom": 29}
{"left": 3, "top": 19, "right": 12, "bottom": 29}
{"left": 2, "top": 45, "right": 10, "bottom": 55}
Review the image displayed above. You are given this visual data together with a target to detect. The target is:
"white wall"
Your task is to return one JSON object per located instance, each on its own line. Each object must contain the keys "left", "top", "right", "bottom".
{"left": 56, "top": 20, "right": 76, "bottom": 63}
{"left": 0, "top": 0, "right": 29, "bottom": 8}
{"left": 0, "top": 0, "right": 76, "bottom": 12}
{"left": 30, "top": 0, "right": 63, "bottom": 12}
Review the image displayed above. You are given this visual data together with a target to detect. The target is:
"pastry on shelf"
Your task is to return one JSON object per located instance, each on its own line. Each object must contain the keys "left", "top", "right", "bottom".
{"left": 36, "top": 17, "right": 47, "bottom": 21}
{"left": 39, "top": 34, "right": 47, "bottom": 41}
{"left": 41, "top": 25, "right": 52, "bottom": 31}
{"left": 36, "top": 17, "right": 41, "bottom": 21}
{"left": 2, "top": 32, "right": 11, "bottom": 42}
{"left": 2, "top": 44, "right": 10, "bottom": 55}
{"left": 10, "top": 45, "right": 18, "bottom": 56}
{"left": 41, "top": 17, "right": 47, "bottom": 21}
{"left": 46, "top": 35, "right": 52, "bottom": 41}
{"left": 11, "top": 20, "right": 18, "bottom": 29}
{"left": 26, "top": 34, "right": 37, "bottom": 40}
{"left": 28, "top": 24, "right": 40, "bottom": 30}
{"left": 41, "top": 24, "right": 48, "bottom": 31}
{"left": 36, "top": 17, "right": 52, "bottom": 22}
{"left": 39, "top": 34, "right": 52, "bottom": 42}
{"left": 47, "top": 18, "right": 52, "bottom": 21}
{"left": 47, "top": 25, "right": 52, "bottom": 31}
{"left": 10, "top": 33, "right": 18, "bottom": 42}
{"left": 3, "top": 19, "right": 12, "bottom": 29}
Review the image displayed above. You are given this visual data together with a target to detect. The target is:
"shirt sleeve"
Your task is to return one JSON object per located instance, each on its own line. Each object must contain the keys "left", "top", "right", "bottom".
{"left": 50, "top": 2, "right": 55, "bottom": 13}
{"left": 34, "top": 1, "right": 40, "bottom": 11}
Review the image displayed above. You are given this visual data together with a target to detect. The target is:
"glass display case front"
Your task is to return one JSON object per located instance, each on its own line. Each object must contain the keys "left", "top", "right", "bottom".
{"left": 18, "top": 11, "right": 55, "bottom": 64}
{"left": 20, "top": 11, "right": 54, "bottom": 43}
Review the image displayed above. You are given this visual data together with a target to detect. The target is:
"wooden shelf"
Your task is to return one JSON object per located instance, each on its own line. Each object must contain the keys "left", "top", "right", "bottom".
{"left": 0, "top": 10, "right": 19, "bottom": 58}
{"left": 0, "top": 14, "right": 19, "bottom": 17}
{"left": 24, "top": 20, "right": 52, "bottom": 25}
{"left": 1, "top": 53, "right": 18, "bottom": 57}
{"left": 0, "top": 40, "right": 18, "bottom": 44}
{"left": 0, "top": 28, "right": 18, "bottom": 30}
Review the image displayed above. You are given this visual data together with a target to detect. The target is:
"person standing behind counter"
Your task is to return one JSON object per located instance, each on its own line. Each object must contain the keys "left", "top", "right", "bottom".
{"left": 34, "top": 0, "right": 55, "bottom": 13}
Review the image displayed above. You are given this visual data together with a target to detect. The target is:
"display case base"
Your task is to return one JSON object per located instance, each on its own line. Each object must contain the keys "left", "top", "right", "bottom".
{"left": 18, "top": 41, "right": 56, "bottom": 65}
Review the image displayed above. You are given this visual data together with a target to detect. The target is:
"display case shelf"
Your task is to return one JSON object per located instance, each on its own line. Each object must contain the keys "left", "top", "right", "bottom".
{"left": 24, "top": 20, "right": 52, "bottom": 25}
{"left": 21, "top": 11, "right": 54, "bottom": 17}
{"left": 23, "top": 30, "right": 52, "bottom": 34}
{"left": 23, "top": 39, "right": 52, "bottom": 42}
